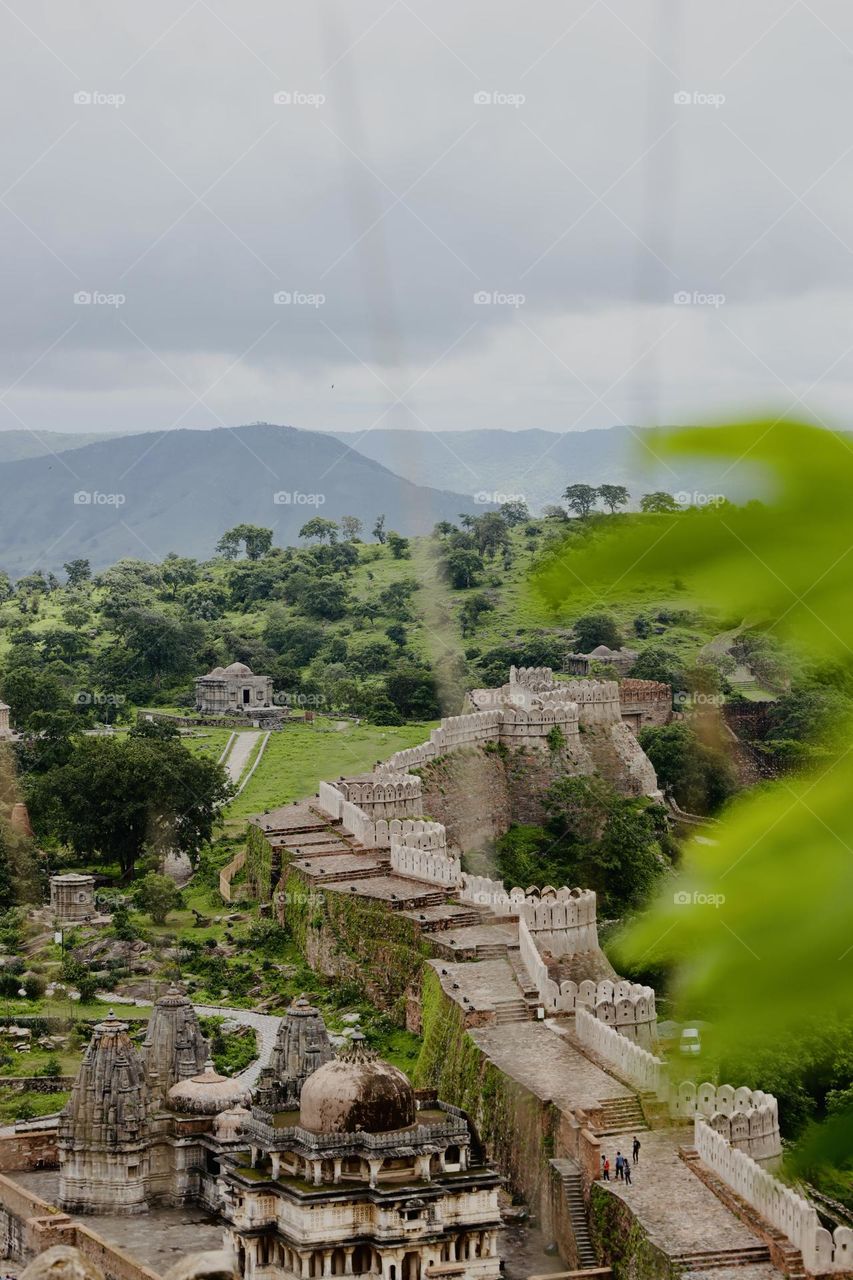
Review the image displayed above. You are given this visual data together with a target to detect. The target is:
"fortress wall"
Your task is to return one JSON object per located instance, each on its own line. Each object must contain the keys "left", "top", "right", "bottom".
{"left": 575, "top": 1008, "right": 666, "bottom": 1097}
{"left": 694, "top": 1121, "right": 852, "bottom": 1272}
{"left": 672, "top": 1083, "right": 780, "bottom": 1159}
{"left": 390, "top": 840, "right": 461, "bottom": 887}
{"left": 619, "top": 679, "right": 672, "bottom": 729}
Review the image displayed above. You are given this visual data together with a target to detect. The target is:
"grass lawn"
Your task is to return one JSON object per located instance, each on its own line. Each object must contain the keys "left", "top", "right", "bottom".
{"left": 0, "top": 1089, "right": 70, "bottom": 1125}
{"left": 225, "top": 717, "right": 438, "bottom": 820}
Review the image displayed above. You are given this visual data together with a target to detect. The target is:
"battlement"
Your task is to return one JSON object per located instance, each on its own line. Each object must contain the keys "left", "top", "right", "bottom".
{"left": 335, "top": 773, "right": 422, "bottom": 818}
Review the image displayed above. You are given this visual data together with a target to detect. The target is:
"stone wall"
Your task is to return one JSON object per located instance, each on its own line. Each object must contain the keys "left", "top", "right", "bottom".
{"left": 619, "top": 679, "right": 672, "bottom": 729}
{"left": 0, "top": 1173, "right": 161, "bottom": 1280}
{"left": 575, "top": 1008, "right": 666, "bottom": 1097}
{"left": 694, "top": 1120, "right": 853, "bottom": 1273}
{"left": 672, "top": 1082, "right": 780, "bottom": 1160}
{"left": 0, "top": 1130, "right": 59, "bottom": 1174}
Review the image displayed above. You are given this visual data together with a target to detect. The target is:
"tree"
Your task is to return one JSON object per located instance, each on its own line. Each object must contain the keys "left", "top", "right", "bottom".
{"left": 597, "top": 484, "right": 630, "bottom": 514}
{"left": 471, "top": 513, "right": 509, "bottom": 559}
{"left": 161, "top": 554, "right": 199, "bottom": 598}
{"left": 29, "top": 737, "right": 232, "bottom": 879}
{"left": 386, "top": 531, "right": 410, "bottom": 559}
{"left": 134, "top": 873, "right": 182, "bottom": 924}
{"left": 216, "top": 524, "right": 274, "bottom": 560}
{"left": 542, "top": 504, "right": 569, "bottom": 522}
{"left": 629, "top": 645, "right": 686, "bottom": 692}
{"left": 499, "top": 500, "right": 530, "bottom": 526}
{"left": 573, "top": 612, "right": 622, "bottom": 651}
{"left": 385, "top": 623, "right": 408, "bottom": 648}
{"left": 63, "top": 559, "right": 91, "bottom": 587}
{"left": 299, "top": 517, "right": 339, "bottom": 545}
{"left": 120, "top": 609, "right": 203, "bottom": 688}
{"left": 1, "top": 668, "right": 75, "bottom": 733}
{"left": 563, "top": 484, "right": 599, "bottom": 518}
{"left": 460, "top": 593, "right": 495, "bottom": 636}
{"left": 442, "top": 548, "right": 484, "bottom": 589}
{"left": 640, "top": 491, "right": 680, "bottom": 513}
{"left": 340, "top": 515, "right": 363, "bottom": 542}
{"left": 639, "top": 723, "right": 737, "bottom": 814}
{"left": 263, "top": 611, "right": 325, "bottom": 665}
{"left": 372, "top": 515, "right": 387, "bottom": 544}
{"left": 433, "top": 521, "right": 454, "bottom": 538}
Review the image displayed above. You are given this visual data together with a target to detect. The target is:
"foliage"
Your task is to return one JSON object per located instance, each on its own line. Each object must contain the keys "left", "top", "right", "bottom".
{"left": 573, "top": 612, "right": 622, "bottom": 651}
{"left": 534, "top": 419, "right": 853, "bottom": 1163}
{"left": 134, "top": 873, "right": 183, "bottom": 923}
{"left": 495, "top": 776, "right": 667, "bottom": 913}
{"left": 28, "top": 736, "right": 232, "bottom": 878}
{"left": 639, "top": 722, "right": 737, "bottom": 814}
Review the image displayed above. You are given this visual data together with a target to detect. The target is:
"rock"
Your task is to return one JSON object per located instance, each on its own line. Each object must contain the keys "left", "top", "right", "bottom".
{"left": 163, "top": 1251, "right": 240, "bottom": 1280}
{"left": 21, "top": 1246, "right": 103, "bottom": 1280}
{"left": 341, "top": 1012, "right": 362, "bottom": 1024}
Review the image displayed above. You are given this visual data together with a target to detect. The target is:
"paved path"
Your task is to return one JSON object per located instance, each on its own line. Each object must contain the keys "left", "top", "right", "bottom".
{"left": 600, "top": 1127, "right": 776, "bottom": 1262}
{"left": 194, "top": 1002, "right": 281, "bottom": 1088}
{"left": 222, "top": 730, "right": 262, "bottom": 785}
{"left": 470, "top": 1021, "right": 634, "bottom": 1112}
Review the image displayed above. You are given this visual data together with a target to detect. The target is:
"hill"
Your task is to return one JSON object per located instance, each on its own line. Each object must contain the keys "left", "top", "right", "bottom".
{"left": 0, "top": 424, "right": 489, "bottom": 575}
{"left": 328, "top": 425, "right": 767, "bottom": 512}
{"left": 0, "top": 429, "right": 126, "bottom": 463}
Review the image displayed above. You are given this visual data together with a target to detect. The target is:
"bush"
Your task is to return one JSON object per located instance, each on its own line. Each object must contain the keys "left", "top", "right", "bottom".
{"left": 22, "top": 973, "right": 46, "bottom": 1000}
{"left": 134, "top": 873, "right": 182, "bottom": 924}
{"left": 573, "top": 612, "right": 623, "bottom": 651}
{"left": 37, "top": 1055, "right": 61, "bottom": 1078}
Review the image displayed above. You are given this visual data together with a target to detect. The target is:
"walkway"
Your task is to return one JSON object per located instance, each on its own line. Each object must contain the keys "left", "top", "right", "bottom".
{"left": 222, "top": 730, "right": 263, "bottom": 785}
{"left": 193, "top": 1002, "right": 281, "bottom": 1089}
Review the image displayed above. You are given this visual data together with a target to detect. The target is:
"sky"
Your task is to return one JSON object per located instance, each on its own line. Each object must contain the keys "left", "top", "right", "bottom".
{"left": 3, "top": 0, "right": 853, "bottom": 437}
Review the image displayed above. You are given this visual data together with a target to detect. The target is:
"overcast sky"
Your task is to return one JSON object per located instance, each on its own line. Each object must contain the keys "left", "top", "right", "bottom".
{"left": 3, "top": 0, "right": 853, "bottom": 437}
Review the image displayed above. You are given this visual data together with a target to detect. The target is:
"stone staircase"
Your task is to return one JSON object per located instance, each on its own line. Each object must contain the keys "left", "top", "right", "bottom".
{"left": 493, "top": 997, "right": 530, "bottom": 1025}
{"left": 507, "top": 945, "right": 541, "bottom": 1008}
{"left": 670, "top": 1245, "right": 772, "bottom": 1271}
{"left": 550, "top": 1158, "right": 598, "bottom": 1270}
{"left": 474, "top": 939, "right": 510, "bottom": 959}
{"left": 596, "top": 1094, "right": 647, "bottom": 1137}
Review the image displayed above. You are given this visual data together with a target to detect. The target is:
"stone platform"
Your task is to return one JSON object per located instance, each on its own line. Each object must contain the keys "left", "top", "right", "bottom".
{"left": 9, "top": 1170, "right": 225, "bottom": 1273}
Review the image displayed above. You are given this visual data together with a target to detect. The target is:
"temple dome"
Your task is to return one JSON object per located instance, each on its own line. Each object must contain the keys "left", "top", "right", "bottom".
{"left": 213, "top": 1103, "right": 250, "bottom": 1141}
{"left": 223, "top": 661, "right": 252, "bottom": 676}
{"left": 299, "top": 1038, "right": 415, "bottom": 1135}
{"left": 168, "top": 1060, "right": 250, "bottom": 1115}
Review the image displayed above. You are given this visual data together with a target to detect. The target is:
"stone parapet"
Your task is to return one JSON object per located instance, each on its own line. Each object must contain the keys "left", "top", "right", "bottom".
{"left": 575, "top": 1007, "right": 666, "bottom": 1098}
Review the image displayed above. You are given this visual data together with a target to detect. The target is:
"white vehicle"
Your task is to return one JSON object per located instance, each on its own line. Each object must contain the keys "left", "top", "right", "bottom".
{"left": 680, "top": 1026, "right": 702, "bottom": 1055}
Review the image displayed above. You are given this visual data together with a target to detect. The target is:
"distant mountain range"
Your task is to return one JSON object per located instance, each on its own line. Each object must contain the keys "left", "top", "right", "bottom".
{"left": 0, "top": 425, "right": 489, "bottom": 575}
{"left": 0, "top": 421, "right": 772, "bottom": 575}
{"left": 328, "top": 426, "right": 764, "bottom": 513}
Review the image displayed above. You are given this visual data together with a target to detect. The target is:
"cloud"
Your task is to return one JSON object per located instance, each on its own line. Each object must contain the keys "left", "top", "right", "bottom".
{"left": 2, "top": 0, "right": 853, "bottom": 435}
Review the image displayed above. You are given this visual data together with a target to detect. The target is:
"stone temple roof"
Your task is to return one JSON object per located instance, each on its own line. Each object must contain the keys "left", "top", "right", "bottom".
{"left": 168, "top": 1059, "right": 251, "bottom": 1115}
{"left": 299, "top": 1036, "right": 415, "bottom": 1136}
{"left": 59, "top": 1012, "right": 148, "bottom": 1148}
{"left": 141, "top": 985, "right": 209, "bottom": 1110}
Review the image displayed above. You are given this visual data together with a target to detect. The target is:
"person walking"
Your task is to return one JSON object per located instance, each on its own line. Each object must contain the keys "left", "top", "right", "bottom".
{"left": 632, "top": 1136, "right": 641, "bottom": 1164}
{"left": 615, "top": 1151, "right": 624, "bottom": 1180}
{"left": 602, "top": 1155, "right": 610, "bottom": 1181}
{"left": 624, "top": 1160, "right": 632, "bottom": 1185}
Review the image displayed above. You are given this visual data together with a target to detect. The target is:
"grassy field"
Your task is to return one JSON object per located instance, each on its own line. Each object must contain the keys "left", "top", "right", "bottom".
{"left": 226, "top": 717, "right": 438, "bottom": 820}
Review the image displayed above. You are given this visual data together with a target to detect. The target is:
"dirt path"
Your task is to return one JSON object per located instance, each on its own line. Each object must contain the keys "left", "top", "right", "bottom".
{"left": 222, "top": 730, "right": 262, "bottom": 785}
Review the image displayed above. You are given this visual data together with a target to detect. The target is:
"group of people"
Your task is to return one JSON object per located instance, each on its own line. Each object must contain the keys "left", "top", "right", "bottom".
{"left": 601, "top": 1136, "right": 641, "bottom": 1183}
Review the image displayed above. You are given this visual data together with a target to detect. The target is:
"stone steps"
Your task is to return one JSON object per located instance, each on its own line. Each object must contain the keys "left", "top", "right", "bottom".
{"left": 506, "top": 946, "right": 540, "bottom": 1003}
{"left": 596, "top": 1095, "right": 647, "bottom": 1137}
{"left": 474, "top": 941, "right": 510, "bottom": 959}
{"left": 670, "top": 1246, "right": 771, "bottom": 1270}
{"left": 551, "top": 1158, "right": 598, "bottom": 1269}
{"left": 494, "top": 998, "right": 531, "bottom": 1024}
